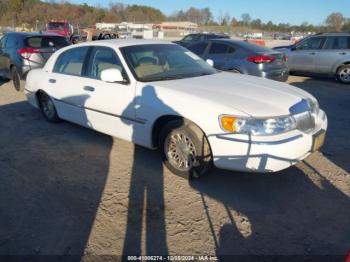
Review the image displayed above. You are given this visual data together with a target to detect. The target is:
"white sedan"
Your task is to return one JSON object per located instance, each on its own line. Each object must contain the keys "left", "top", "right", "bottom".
{"left": 24, "top": 40, "right": 327, "bottom": 178}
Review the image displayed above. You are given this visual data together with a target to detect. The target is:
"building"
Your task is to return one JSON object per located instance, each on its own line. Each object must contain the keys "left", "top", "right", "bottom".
{"left": 94, "top": 21, "right": 198, "bottom": 39}
{"left": 153, "top": 21, "right": 198, "bottom": 37}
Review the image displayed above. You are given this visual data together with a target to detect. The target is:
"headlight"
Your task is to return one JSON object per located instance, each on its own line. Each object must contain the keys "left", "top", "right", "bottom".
{"left": 220, "top": 115, "right": 297, "bottom": 135}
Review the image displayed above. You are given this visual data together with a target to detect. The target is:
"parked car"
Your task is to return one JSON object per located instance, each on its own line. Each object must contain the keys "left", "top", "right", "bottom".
{"left": 0, "top": 32, "right": 70, "bottom": 91}
{"left": 274, "top": 32, "right": 350, "bottom": 84}
{"left": 173, "top": 33, "right": 230, "bottom": 48}
{"left": 24, "top": 40, "right": 327, "bottom": 178}
{"left": 187, "top": 39, "right": 289, "bottom": 82}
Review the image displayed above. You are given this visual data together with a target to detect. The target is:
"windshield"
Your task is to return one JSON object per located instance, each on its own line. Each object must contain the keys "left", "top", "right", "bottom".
{"left": 47, "top": 23, "right": 65, "bottom": 31}
{"left": 120, "top": 44, "right": 217, "bottom": 82}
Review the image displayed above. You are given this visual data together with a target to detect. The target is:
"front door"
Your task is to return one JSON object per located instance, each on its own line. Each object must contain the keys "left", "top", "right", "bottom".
{"left": 80, "top": 46, "right": 136, "bottom": 142}
{"left": 288, "top": 36, "right": 326, "bottom": 72}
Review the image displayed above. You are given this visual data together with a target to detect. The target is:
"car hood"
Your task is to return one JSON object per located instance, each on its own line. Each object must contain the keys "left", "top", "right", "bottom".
{"left": 153, "top": 72, "right": 314, "bottom": 117}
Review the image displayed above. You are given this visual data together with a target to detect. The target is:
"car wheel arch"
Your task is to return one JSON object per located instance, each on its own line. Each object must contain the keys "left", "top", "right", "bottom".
{"left": 36, "top": 90, "right": 49, "bottom": 107}
{"left": 334, "top": 61, "right": 350, "bottom": 74}
{"left": 151, "top": 115, "right": 209, "bottom": 149}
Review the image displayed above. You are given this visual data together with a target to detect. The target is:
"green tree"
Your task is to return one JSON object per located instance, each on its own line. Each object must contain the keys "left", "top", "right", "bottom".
{"left": 326, "top": 12, "right": 345, "bottom": 32}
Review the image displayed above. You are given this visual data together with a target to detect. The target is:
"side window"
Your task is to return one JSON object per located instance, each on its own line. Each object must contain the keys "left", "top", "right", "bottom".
{"left": 188, "top": 42, "right": 208, "bottom": 55}
{"left": 86, "top": 47, "right": 124, "bottom": 80}
{"left": 296, "top": 37, "right": 326, "bottom": 50}
{"left": 209, "top": 43, "right": 229, "bottom": 54}
{"left": 53, "top": 47, "right": 89, "bottom": 76}
{"left": 227, "top": 46, "right": 235, "bottom": 54}
{"left": 333, "top": 37, "right": 349, "bottom": 49}
{"left": 323, "top": 37, "right": 350, "bottom": 50}
{"left": 184, "top": 34, "right": 200, "bottom": 42}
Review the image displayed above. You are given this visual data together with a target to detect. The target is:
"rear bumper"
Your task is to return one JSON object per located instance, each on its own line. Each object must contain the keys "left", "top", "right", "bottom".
{"left": 208, "top": 110, "right": 327, "bottom": 173}
{"left": 263, "top": 69, "right": 289, "bottom": 82}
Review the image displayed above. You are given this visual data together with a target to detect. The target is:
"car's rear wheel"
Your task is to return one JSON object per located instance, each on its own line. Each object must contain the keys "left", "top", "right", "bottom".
{"left": 337, "top": 65, "right": 350, "bottom": 84}
{"left": 11, "top": 66, "right": 24, "bottom": 91}
{"left": 159, "top": 119, "right": 212, "bottom": 179}
{"left": 38, "top": 92, "right": 60, "bottom": 122}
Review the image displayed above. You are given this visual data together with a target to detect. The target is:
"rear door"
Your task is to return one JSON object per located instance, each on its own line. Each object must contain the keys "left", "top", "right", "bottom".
{"left": 46, "top": 46, "right": 90, "bottom": 126}
{"left": 205, "top": 42, "right": 234, "bottom": 69}
{"left": 315, "top": 36, "right": 350, "bottom": 73}
{"left": 287, "top": 36, "right": 326, "bottom": 72}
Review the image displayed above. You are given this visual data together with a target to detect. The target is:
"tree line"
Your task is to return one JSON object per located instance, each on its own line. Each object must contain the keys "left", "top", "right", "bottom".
{"left": 0, "top": 0, "right": 349, "bottom": 33}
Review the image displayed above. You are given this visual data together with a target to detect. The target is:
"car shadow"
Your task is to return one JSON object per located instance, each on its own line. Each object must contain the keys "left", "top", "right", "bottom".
{"left": 0, "top": 99, "right": 112, "bottom": 259}
{"left": 190, "top": 164, "right": 350, "bottom": 259}
{"left": 288, "top": 76, "right": 350, "bottom": 173}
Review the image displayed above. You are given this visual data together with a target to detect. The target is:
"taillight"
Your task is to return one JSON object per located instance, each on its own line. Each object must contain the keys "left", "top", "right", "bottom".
{"left": 345, "top": 249, "right": 350, "bottom": 262}
{"left": 247, "top": 55, "right": 275, "bottom": 64}
{"left": 17, "top": 48, "right": 40, "bottom": 59}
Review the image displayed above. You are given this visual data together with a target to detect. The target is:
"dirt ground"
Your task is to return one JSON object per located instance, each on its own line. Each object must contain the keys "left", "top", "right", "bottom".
{"left": 0, "top": 75, "right": 349, "bottom": 260}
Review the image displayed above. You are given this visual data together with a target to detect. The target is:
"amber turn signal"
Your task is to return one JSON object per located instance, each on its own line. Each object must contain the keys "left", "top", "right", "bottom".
{"left": 220, "top": 116, "right": 237, "bottom": 132}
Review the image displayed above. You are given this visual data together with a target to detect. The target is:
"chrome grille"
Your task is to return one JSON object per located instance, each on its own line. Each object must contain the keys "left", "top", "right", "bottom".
{"left": 294, "top": 111, "right": 315, "bottom": 133}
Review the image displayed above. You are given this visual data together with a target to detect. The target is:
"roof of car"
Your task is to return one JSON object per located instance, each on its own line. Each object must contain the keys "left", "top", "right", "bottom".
{"left": 73, "top": 39, "right": 176, "bottom": 48}
{"left": 316, "top": 32, "right": 350, "bottom": 36}
{"left": 5, "top": 31, "right": 66, "bottom": 37}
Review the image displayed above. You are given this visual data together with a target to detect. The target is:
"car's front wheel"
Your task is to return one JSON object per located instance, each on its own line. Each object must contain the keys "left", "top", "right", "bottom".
{"left": 337, "top": 65, "right": 350, "bottom": 84}
{"left": 38, "top": 92, "right": 60, "bottom": 123}
{"left": 11, "top": 66, "right": 24, "bottom": 91}
{"left": 159, "top": 119, "right": 212, "bottom": 179}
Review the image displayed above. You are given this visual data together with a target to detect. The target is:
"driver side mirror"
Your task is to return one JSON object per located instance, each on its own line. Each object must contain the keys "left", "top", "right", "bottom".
{"left": 206, "top": 59, "right": 214, "bottom": 67}
{"left": 291, "top": 46, "right": 297, "bottom": 51}
{"left": 101, "top": 68, "right": 125, "bottom": 83}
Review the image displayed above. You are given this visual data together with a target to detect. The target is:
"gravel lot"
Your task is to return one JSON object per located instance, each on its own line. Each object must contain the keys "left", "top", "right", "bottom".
{"left": 0, "top": 75, "right": 349, "bottom": 260}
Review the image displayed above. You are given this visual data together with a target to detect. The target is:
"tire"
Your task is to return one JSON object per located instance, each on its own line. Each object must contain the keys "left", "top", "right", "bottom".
{"left": 159, "top": 119, "right": 212, "bottom": 179}
{"left": 336, "top": 65, "right": 350, "bottom": 84}
{"left": 38, "top": 92, "right": 60, "bottom": 123}
{"left": 11, "top": 66, "right": 24, "bottom": 91}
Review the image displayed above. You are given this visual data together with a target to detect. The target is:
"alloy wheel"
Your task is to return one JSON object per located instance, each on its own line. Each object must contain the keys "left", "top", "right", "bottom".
{"left": 165, "top": 132, "right": 197, "bottom": 171}
{"left": 339, "top": 68, "right": 350, "bottom": 83}
{"left": 41, "top": 94, "right": 56, "bottom": 119}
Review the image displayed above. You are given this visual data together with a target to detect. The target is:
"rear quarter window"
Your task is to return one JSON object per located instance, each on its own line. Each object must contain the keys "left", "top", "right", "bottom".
{"left": 26, "top": 36, "right": 69, "bottom": 48}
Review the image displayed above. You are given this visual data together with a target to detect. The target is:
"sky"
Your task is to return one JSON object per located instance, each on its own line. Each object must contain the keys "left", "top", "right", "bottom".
{"left": 70, "top": 0, "right": 350, "bottom": 25}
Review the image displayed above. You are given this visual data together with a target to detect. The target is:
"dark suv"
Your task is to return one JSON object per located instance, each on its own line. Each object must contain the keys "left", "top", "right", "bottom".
{"left": 173, "top": 33, "right": 230, "bottom": 48}
{"left": 274, "top": 32, "right": 350, "bottom": 84}
{"left": 0, "top": 32, "right": 70, "bottom": 91}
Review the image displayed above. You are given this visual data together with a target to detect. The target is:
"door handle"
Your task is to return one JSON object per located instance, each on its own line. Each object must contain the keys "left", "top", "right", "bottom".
{"left": 339, "top": 52, "right": 347, "bottom": 55}
{"left": 309, "top": 52, "right": 316, "bottom": 55}
{"left": 49, "top": 79, "right": 56, "bottom": 83}
{"left": 83, "top": 86, "right": 95, "bottom": 92}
